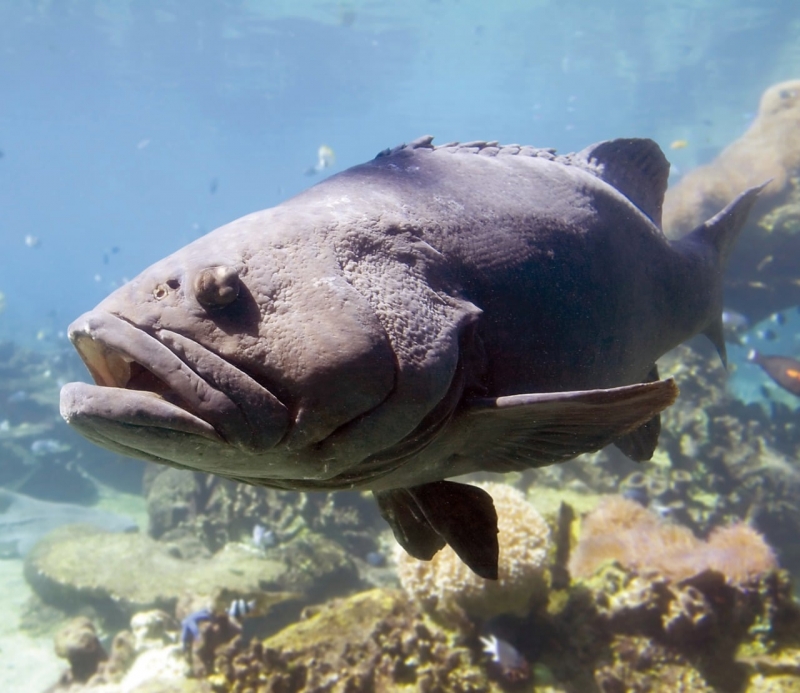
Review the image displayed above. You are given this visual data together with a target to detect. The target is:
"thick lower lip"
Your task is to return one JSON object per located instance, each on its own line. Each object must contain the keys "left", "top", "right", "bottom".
{"left": 63, "top": 311, "right": 289, "bottom": 451}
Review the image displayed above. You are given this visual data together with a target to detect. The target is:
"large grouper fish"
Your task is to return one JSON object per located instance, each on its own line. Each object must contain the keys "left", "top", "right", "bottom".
{"left": 60, "top": 136, "right": 761, "bottom": 579}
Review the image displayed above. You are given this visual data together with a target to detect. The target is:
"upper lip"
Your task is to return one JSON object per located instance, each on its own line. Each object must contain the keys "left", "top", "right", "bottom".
{"left": 67, "top": 312, "right": 289, "bottom": 451}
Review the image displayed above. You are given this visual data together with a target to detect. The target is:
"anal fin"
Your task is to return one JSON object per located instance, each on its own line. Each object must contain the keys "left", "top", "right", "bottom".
{"left": 613, "top": 365, "right": 663, "bottom": 461}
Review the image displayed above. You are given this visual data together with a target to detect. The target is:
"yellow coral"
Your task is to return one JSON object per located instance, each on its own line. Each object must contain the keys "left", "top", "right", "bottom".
{"left": 394, "top": 482, "right": 550, "bottom": 618}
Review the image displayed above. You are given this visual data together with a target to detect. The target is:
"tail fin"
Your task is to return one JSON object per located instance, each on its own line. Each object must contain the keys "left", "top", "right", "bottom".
{"left": 687, "top": 183, "right": 767, "bottom": 367}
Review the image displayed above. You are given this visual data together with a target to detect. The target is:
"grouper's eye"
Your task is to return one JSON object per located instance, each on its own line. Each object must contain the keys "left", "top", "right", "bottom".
{"left": 193, "top": 265, "right": 240, "bottom": 310}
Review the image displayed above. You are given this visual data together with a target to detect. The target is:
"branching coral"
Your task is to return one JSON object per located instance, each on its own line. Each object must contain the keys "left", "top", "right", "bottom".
{"left": 395, "top": 482, "right": 550, "bottom": 618}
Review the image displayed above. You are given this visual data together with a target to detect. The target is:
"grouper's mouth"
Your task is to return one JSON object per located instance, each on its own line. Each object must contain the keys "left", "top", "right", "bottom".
{"left": 59, "top": 312, "right": 290, "bottom": 464}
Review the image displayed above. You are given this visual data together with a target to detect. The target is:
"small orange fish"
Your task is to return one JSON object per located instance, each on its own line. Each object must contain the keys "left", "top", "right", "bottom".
{"left": 670, "top": 139, "right": 689, "bottom": 150}
{"left": 749, "top": 350, "right": 800, "bottom": 396}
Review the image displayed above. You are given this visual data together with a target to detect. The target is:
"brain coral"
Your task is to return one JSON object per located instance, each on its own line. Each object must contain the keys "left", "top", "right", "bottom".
{"left": 394, "top": 482, "right": 550, "bottom": 618}
{"left": 569, "top": 496, "right": 777, "bottom": 585}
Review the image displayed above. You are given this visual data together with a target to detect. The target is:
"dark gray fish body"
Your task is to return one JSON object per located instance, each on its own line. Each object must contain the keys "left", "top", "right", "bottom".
{"left": 59, "top": 136, "right": 761, "bottom": 578}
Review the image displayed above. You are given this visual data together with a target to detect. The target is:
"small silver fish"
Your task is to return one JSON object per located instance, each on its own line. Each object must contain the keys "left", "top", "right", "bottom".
{"left": 480, "top": 634, "right": 530, "bottom": 683}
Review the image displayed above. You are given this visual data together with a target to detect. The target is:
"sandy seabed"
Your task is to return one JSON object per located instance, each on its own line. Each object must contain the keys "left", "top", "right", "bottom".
{"left": 0, "top": 558, "right": 64, "bottom": 693}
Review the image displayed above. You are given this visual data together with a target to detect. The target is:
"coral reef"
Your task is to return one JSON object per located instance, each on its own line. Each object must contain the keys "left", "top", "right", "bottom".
{"left": 568, "top": 495, "right": 777, "bottom": 584}
{"left": 663, "top": 79, "right": 800, "bottom": 322}
{"left": 38, "top": 488, "right": 800, "bottom": 693}
{"left": 46, "top": 590, "right": 503, "bottom": 693}
{"left": 23, "top": 524, "right": 307, "bottom": 630}
{"left": 188, "top": 589, "right": 501, "bottom": 693}
{"left": 130, "top": 610, "right": 179, "bottom": 652}
{"left": 49, "top": 619, "right": 138, "bottom": 691}
{"left": 395, "top": 482, "right": 550, "bottom": 619}
{"left": 53, "top": 616, "right": 107, "bottom": 684}
{"left": 594, "top": 634, "right": 717, "bottom": 692}
{"left": 538, "top": 493, "right": 800, "bottom": 692}
{"left": 145, "top": 466, "right": 386, "bottom": 564}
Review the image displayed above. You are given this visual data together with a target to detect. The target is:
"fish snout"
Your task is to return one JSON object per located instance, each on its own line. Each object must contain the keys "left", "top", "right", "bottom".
{"left": 62, "top": 311, "right": 291, "bottom": 458}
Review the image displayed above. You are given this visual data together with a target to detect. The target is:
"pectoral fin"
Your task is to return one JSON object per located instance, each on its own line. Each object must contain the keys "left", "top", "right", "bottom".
{"left": 461, "top": 378, "right": 678, "bottom": 468}
{"left": 375, "top": 480, "right": 499, "bottom": 580}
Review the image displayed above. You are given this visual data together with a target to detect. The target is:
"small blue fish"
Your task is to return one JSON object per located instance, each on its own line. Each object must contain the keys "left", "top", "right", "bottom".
{"left": 252, "top": 523, "right": 276, "bottom": 549}
{"left": 772, "top": 312, "right": 786, "bottom": 326}
{"left": 227, "top": 598, "right": 255, "bottom": 621}
{"left": 6, "top": 390, "right": 27, "bottom": 404}
{"left": 621, "top": 486, "right": 648, "bottom": 507}
{"left": 365, "top": 551, "right": 386, "bottom": 567}
{"left": 758, "top": 328, "right": 778, "bottom": 342}
{"left": 30, "top": 439, "right": 68, "bottom": 455}
{"left": 721, "top": 309, "right": 749, "bottom": 344}
{"left": 180, "top": 608, "right": 212, "bottom": 652}
{"left": 480, "top": 634, "right": 530, "bottom": 683}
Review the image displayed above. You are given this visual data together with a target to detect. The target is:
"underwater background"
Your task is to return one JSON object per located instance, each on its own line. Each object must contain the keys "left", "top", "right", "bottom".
{"left": 2, "top": 1, "right": 800, "bottom": 691}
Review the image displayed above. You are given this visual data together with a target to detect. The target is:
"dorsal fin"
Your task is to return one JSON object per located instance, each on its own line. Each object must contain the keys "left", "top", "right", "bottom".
{"left": 578, "top": 138, "right": 670, "bottom": 228}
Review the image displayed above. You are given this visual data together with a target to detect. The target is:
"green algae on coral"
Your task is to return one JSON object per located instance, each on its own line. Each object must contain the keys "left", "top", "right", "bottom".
{"left": 214, "top": 589, "right": 502, "bottom": 693}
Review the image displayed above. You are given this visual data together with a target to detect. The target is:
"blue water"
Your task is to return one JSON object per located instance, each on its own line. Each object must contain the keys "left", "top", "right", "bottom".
{"left": 0, "top": 1, "right": 797, "bottom": 344}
